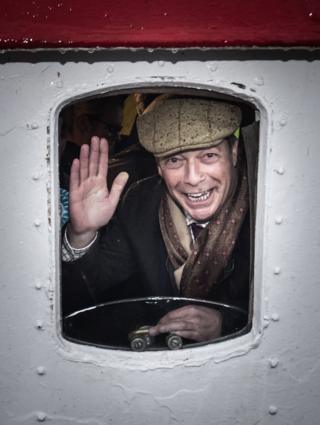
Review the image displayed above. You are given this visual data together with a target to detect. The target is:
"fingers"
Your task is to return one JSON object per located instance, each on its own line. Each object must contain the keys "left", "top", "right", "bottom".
{"left": 78, "top": 137, "right": 109, "bottom": 183}
{"left": 149, "top": 320, "right": 194, "bottom": 336}
{"left": 69, "top": 158, "right": 80, "bottom": 193}
{"left": 97, "top": 137, "right": 109, "bottom": 179}
{"left": 88, "top": 136, "right": 101, "bottom": 177}
{"left": 108, "top": 171, "right": 129, "bottom": 209}
{"left": 149, "top": 306, "right": 222, "bottom": 342}
{"left": 79, "top": 143, "right": 89, "bottom": 183}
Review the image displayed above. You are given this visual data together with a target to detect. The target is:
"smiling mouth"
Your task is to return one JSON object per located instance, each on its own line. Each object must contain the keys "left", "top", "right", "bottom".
{"left": 185, "top": 189, "right": 213, "bottom": 202}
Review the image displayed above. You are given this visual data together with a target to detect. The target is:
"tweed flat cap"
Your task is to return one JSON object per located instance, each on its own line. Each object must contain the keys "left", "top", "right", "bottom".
{"left": 136, "top": 97, "right": 242, "bottom": 157}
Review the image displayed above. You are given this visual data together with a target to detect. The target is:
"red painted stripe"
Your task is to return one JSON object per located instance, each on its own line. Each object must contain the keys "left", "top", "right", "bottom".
{"left": 0, "top": 0, "right": 320, "bottom": 48}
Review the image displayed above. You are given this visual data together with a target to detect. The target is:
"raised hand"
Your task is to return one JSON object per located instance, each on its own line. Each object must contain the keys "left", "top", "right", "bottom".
{"left": 67, "top": 136, "right": 129, "bottom": 248}
{"left": 148, "top": 305, "right": 222, "bottom": 342}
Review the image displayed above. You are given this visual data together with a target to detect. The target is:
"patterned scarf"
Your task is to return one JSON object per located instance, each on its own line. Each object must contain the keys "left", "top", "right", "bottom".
{"left": 159, "top": 158, "right": 249, "bottom": 298}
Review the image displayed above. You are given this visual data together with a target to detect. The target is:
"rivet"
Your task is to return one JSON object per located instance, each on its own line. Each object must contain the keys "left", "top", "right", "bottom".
{"left": 37, "top": 366, "right": 46, "bottom": 375}
{"left": 271, "top": 313, "right": 280, "bottom": 322}
{"left": 36, "top": 411, "right": 47, "bottom": 422}
{"left": 275, "top": 216, "right": 283, "bottom": 225}
{"left": 34, "top": 219, "right": 41, "bottom": 227}
{"left": 32, "top": 172, "right": 41, "bottom": 181}
{"left": 269, "top": 358, "right": 279, "bottom": 368}
{"left": 273, "top": 266, "right": 281, "bottom": 275}
{"left": 268, "top": 405, "right": 278, "bottom": 415}
{"left": 35, "top": 281, "right": 42, "bottom": 290}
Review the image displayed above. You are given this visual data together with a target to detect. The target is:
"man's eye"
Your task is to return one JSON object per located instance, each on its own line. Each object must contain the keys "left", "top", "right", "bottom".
{"left": 203, "top": 152, "right": 218, "bottom": 160}
{"left": 165, "top": 157, "right": 183, "bottom": 168}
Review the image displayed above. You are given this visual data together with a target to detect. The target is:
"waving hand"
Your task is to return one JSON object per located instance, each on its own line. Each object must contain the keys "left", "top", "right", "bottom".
{"left": 67, "top": 136, "right": 129, "bottom": 247}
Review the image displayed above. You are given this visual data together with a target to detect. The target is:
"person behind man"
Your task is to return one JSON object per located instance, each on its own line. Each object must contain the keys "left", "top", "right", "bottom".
{"left": 62, "top": 96, "right": 252, "bottom": 342}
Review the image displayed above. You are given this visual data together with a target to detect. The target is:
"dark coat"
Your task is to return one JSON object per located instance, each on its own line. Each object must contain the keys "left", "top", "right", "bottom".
{"left": 62, "top": 175, "right": 250, "bottom": 322}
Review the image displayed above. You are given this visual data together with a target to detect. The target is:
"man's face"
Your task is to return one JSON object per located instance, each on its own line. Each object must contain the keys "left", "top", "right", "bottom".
{"left": 158, "top": 140, "right": 238, "bottom": 221}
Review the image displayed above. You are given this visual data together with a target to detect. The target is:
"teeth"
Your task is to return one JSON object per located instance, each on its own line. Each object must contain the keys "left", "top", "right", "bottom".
{"left": 186, "top": 190, "right": 211, "bottom": 202}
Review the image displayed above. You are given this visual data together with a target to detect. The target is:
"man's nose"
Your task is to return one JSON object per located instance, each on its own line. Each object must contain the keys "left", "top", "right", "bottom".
{"left": 184, "top": 160, "right": 204, "bottom": 186}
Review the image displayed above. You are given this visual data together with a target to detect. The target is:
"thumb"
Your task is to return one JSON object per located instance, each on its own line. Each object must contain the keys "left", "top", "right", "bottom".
{"left": 108, "top": 172, "right": 129, "bottom": 208}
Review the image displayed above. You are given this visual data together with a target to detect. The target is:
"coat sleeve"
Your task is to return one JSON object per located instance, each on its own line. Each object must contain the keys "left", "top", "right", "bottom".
{"left": 61, "top": 207, "right": 139, "bottom": 316}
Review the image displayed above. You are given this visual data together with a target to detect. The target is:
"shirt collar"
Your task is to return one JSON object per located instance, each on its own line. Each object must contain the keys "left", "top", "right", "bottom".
{"left": 184, "top": 212, "right": 209, "bottom": 228}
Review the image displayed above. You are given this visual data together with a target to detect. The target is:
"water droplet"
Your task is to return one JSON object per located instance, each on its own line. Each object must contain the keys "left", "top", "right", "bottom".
{"left": 107, "top": 65, "right": 114, "bottom": 73}
{"left": 162, "top": 11, "right": 168, "bottom": 16}
{"left": 279, "top": 116, "right": 287, "bottom": 127}
{"left": 263, "top": 320, "right": 270, "bottom": 329}
{"left": 171, "top": 48, "right": 178, "bottom": 54}
{"left": 147, "top": 48, "right": 154, "bottom": 53}
{"left": 254, "top": 76, "right": 264, "bottom": 86}
{"left": 207, "top": 64, "right": 217, "bottom": 72}
{"left": 271, "top": 313, "right": 280, "bottom": 322}
{"left": 34, "top": 219, "right": 41, "bottom": 227}
{"left": 275, "top": 166, "right": 285, "bottom": 175}
{"left": 158, "top": 60, "right": 165, "bottom": 67}
{"left": 275, "top": 216, "right": 283, "bottom": 225}
{"left": 26, "top": 122, "right": 39, "bottom": 130}
{"left": 50, "top": 78, "right": 63, "bottom": 88}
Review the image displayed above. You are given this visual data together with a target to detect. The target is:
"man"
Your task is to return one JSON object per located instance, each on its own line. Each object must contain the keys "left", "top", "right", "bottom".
{"left": 62, "top": 96, "right": 253, "bottom": 342}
